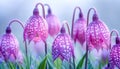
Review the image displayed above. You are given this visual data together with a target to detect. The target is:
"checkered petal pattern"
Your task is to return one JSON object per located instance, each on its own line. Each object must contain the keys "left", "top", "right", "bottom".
{"left": 110, "top": 44, "right": 120, "bottom": 68}
{"left": 73, "top": 18, "right": 86, "bottom": 45}
{"left": 24, "top": 15, "right": 48, "bottom": 43}
{"left": 0, "top": 33, "right": 19, "bottom": 61}
{"left": 86, "top": 14, "right": 110, "bottom": 51}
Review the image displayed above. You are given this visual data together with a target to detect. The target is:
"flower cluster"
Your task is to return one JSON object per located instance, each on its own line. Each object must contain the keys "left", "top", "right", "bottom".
{"left": 0, "top": 2, "right": 120, "bottom": 69}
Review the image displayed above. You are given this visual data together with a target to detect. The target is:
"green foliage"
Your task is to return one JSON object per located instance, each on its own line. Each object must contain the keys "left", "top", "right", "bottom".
{"left": 88, "top": 59, "right": 94, "bottom": 69}
{"left": 54, "top": 58, "right": 62, "bottom": 69}
{"left": 38, "top": 55, "right": 47, "bottom": 69}
{"left": 77, "top": 53, "right": 86, "bottom": 69}
{"left": 7, "top": 62, "right": 16, "bottom": 69}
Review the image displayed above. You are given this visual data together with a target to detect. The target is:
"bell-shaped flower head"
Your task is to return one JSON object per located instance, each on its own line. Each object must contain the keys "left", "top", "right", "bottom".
{"left": 86, "top": 8, "right": 110, "bottom": 51}
{"left": 109, "top": 30, "right": 120, "bottom": 68}
{"left": 0, "top": 27, "right": 19, "bottom": 61}
{"left": 71, "top": 7, "right": 86, "bottom": 45}
{"left": 52, "top": 22, "right": 74, "bottom": 61}
{"left": 24, "top": 3, "right": 48, "bottom": 43}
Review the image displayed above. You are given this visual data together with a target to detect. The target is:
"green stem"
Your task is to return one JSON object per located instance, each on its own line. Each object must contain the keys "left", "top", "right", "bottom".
{"left": 44, "top": 41, "right": 47, "bottom": 69}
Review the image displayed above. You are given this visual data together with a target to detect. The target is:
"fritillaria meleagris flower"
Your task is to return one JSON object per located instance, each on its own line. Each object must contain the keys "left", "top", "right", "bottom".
{"left": 86, "top": 10, "right": 110, "bottom": 51}
{"left": 109, "top": 31, "right": 120, "bottom": 69}
{"left": 85, "top": 8, "right": 110, "bottom": 69}
{"left": 24, "top": 3, "right": 48, "bottom": 43}
{"left": 52, "top": 25, "right": 74, "bottom": 61}
{"left": 0, "top": 27, "right": 19, "bottom": 61}
{"left": 45, "top": 4, "right": 61, "bottom": 37}
{"left": 72, "top": 7, "right": 86, "bottom": 45}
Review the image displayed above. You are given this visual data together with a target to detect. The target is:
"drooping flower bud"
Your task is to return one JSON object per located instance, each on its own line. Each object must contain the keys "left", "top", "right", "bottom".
{"left": 45, "top": 5, "right": 61, "bottom": 37}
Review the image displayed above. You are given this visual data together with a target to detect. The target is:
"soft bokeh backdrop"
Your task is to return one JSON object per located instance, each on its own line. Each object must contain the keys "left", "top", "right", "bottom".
{"left": 0, "top": 0, "right": 120, "bottom": 68}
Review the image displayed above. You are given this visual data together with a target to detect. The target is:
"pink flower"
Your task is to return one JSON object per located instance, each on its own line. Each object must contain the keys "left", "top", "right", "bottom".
{"left": 46, "top": 14, "right": 61, "bottom": 37}
{"left": 0, "top": 27, "right": 19, "bottom": 61}
{"left": 86, "top": 14, "right": 110, "bottom": 51}
{"left": 73, "top": 13, "right": 86, "bottom": 45}
{"left": 24, "top": 7, "right": 48, "bottom": 43}
{"left": 52, "top": 25, "right": 74, "bottom": 61}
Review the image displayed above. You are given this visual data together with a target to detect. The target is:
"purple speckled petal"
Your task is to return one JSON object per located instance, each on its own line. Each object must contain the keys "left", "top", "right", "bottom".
{"left": 73, "top": 18, "right": 86, "bottom": 45}
{"left": 52, "top": 33, "right": 74, "bottom": 61}
{"left": 0, "top": 33, "right": 19, "bottom": 61}
{"left": 110, "top": 44, "right": 120, "bottom": 68}
{"left": 86, "top": 20, "right": 110, "bottom": 51}
{"left": 24, "top": 15, "right": 48, "bottom": 43}
{"left": 46, "top": 14, "right": 61, "bottom": 37}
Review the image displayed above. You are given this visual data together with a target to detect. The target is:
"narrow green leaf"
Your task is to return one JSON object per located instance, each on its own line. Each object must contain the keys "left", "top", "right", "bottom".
{"left": 88, "top": 59, "right": 94, "bottom": 69}
{"left": 24, "top": 55, "right": 30, "bottom": 69}
{"left": 48, "top": 59, "right": 53, "bottom": 69}
{"left": 54, "top": 58, "right": 62, "bottom": 69}
{"left": 76, "top": 53, "right": 86, "bottom": 69}
{"left": 18, "top": 64, "right": 24, "bottom": 69}
{"left": 47, "top": 53, "right": 54, "bottom": 69}
{"left": 38, "top": 55, "right": 47, "bottom": 69}
{"left": 98, "top": 62, "right": 102, "bottom": 69}
{"left": 8, "top": 62, "right": 15, "bottom": 69}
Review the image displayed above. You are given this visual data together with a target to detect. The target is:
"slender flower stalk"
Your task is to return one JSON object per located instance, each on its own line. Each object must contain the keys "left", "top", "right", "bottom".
{"left": 63, "top": 21, "right": 71, "bottom": 35}
{"left": 44, "top": 4, "right": 51, "bottom": 14}
{"left": 85, "top": 8, "right": 96, "bottom": 69}
{"left": 110, "top": 30, "right": 119, "bottom": 49}
{"left": 35, "top": 3, "right": 45, "bottom": 18}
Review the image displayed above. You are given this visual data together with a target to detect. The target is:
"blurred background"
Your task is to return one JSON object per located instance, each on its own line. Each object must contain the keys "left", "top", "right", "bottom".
{"left": 0, "top": 0, "right": 120, "bottom": 68}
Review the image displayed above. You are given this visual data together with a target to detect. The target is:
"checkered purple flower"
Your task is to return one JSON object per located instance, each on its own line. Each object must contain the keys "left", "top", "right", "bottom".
{"left": 73, "top": 13, "right": 86, "bottom": 45}
{"left": 86, "top": 14, "right": 110, "bottom": 51}
{"left": 0, "top": 27, "right": 19, "bottom": 61}
{"left": 52, "top": 25, "right": 74, "bottom": 61}
{"left": 109, "top": 37, "right": 120, "bottom": 68}
{"left": 24, "top": 7, "right": 48, "bottom": 43}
